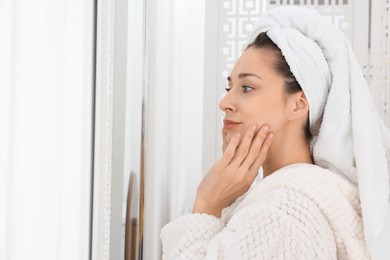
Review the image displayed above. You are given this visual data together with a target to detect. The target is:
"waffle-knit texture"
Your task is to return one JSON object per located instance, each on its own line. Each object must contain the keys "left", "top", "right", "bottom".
{"left": 160, "top": 163, "right": 370, "bottom": 259}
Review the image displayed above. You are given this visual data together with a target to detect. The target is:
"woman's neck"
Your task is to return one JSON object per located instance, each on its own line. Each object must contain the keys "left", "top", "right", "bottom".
{"left": 262, "top": 125, "right": 313, "bottom": 178}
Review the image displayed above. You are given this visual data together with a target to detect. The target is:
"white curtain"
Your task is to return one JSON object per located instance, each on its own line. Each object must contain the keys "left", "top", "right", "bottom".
{"left": 0, "top": 0, "right": 94, "bottom": 259}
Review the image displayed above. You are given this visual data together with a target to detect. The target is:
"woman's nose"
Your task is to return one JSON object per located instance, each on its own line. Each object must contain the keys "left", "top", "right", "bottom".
{"left": 219, "top": 90, "right": 237, "bottom": 112}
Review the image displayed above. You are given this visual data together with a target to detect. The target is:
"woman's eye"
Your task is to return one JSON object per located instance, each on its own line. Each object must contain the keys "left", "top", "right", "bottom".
{"left": 224, "top": 87, "right": 231, "bottom": 92}
{"left": 242, "top": 85, "right": 253, "bottom": 93}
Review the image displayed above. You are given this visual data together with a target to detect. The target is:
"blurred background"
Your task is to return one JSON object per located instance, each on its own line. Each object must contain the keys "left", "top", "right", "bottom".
{"left": 0, "top": 0, "right": 389, "bottom": 259}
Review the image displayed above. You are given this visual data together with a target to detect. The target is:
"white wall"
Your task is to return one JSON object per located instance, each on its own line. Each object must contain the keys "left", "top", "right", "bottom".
{"left": 0, "top": 0, "right": 95, "bottom": 259}
{"left": 145, "top": 0, "right": 206, "bottom": 258}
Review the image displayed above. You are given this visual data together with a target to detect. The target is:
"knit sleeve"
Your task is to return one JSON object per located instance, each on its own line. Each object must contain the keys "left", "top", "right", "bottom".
{"left": 160, "top": 190, "right": 337, "bottom": 260}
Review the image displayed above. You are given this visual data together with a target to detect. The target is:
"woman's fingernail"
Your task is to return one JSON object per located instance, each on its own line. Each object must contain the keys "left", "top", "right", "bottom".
{"left": 262, "top": 126, "right": 269, "bottom": 132}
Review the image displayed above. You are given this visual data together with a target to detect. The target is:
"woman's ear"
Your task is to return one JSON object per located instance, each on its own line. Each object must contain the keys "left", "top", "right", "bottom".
{"left": 288, "top": 91, "right": 309, "bottom": 121}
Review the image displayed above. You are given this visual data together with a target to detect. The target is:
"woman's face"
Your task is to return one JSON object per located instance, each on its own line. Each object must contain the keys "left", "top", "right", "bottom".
{"left": 220, "top": 47, "right": 295, "bottom": 151}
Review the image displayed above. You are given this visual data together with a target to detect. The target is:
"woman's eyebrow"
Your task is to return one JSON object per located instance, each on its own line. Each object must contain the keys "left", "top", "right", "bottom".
{"left": 238, "top": 72, "right": 263, "bottom": 80}
{"left": 227, "top": 73, "right": 263, "bottom": 82}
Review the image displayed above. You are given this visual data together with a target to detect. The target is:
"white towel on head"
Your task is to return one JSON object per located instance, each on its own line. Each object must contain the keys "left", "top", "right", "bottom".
{"left": 249, "top": 6, "right": 390, "bottom": 259}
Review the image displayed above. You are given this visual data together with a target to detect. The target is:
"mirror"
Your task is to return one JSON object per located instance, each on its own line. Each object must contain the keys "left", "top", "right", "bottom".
{"left": 92, "top": 0, "right": 390, "bottom": 259}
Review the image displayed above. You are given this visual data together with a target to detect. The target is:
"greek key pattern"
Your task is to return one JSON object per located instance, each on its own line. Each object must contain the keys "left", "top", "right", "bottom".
{"left": 220, "top": 0, "right": 263, "bottom": 80}
{"left": 377, "top": 0, "right": 390, "bottom": 195}
{"left": 269, "top": 0, "right": 348, "bottom": 5}
{"left": 369, "top": 0, "right": 390, "bottom": 128}
{"left": 268, "top": 0, "right": 352, "bottom": 38}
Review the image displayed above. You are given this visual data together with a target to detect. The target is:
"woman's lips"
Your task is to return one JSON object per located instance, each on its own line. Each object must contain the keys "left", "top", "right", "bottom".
{"left": 223, "top": 119, "right": 241, "bottom": 129}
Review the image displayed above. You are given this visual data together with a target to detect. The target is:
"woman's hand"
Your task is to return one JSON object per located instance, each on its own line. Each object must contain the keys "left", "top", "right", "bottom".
{"left": 192, "top": 124, "right": 273, "bottom": 217}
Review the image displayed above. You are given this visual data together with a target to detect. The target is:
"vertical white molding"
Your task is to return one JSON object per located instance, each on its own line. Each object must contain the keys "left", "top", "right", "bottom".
{"left": 92, "top": 0, "right": 115, "bottom": 259}
{"left": 371, "top": 0, "right": 390, "bottom": 128}
{"left": 0, "top": 0, "right": 94, "bottom": 259}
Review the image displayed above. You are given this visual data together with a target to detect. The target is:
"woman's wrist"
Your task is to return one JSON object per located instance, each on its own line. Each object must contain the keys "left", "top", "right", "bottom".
{"left": 192, "top": 198, "right": 223, "bottom": 218}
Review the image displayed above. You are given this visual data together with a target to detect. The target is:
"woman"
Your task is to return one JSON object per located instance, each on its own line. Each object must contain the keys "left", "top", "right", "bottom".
{"left": 161, "top": 6, "right": 390, "bottom": 259}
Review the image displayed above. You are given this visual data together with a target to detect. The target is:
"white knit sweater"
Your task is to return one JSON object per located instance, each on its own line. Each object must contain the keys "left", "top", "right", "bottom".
{"left": 160, "top": 163, "right": 370, "bottom": 259}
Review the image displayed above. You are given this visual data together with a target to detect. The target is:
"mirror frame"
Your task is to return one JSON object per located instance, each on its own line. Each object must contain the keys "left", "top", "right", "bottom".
{"left": 91, "top": 0, "right": 147, "bottom": 259}
{"left": 91, "top": 0, "right": 118, "bottom": 258}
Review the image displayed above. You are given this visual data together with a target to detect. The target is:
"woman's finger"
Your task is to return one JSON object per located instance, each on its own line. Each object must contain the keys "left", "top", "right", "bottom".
{"left": 230, "top": 124, "right": 258, "bottom": 167}
{"left": 239, "top": 125, "right": 269, "bottom": 171}
{"left": 248, "top": 132, "right": 274, "bottom": 175}
{"left": 222, "top": 130, "right": 228, "bottom": 153}
{"left": 220, "top": 133, "right": 240, "bottom": 166}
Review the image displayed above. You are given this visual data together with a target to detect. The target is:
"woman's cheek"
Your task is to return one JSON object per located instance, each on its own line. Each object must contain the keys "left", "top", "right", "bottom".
{"left": 255, "top": 112, "right": 282, "bottom": 131}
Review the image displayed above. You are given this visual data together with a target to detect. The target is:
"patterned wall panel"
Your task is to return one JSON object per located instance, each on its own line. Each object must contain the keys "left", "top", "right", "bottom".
{"left": 268, "top": 0, "right": 353, "bottom": 39}
{"left": 219, "top": 0, "right": 264, "bottom": 80}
